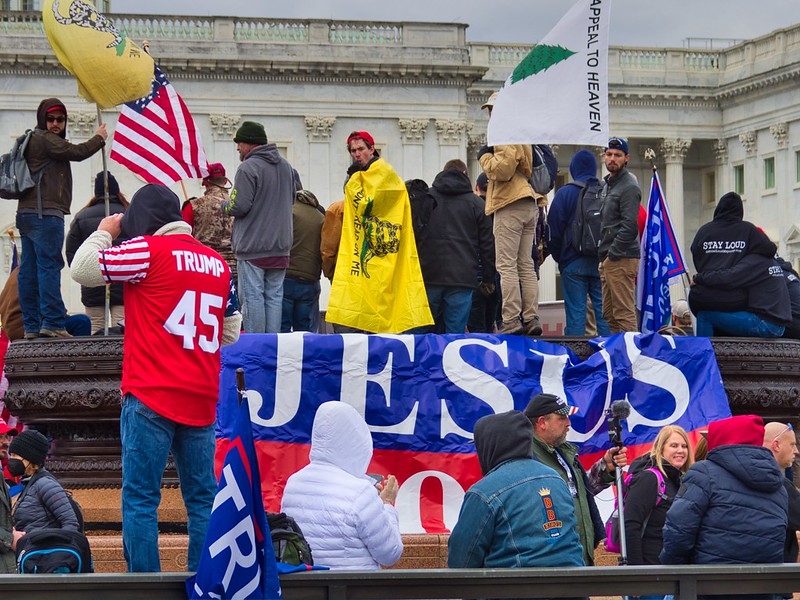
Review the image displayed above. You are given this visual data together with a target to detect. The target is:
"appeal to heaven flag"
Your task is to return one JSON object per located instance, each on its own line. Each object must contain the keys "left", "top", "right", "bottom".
{"left": 637, "top": 171, "right": 688, "bottom": 334}
{"left": 487, "top": 0, "right": 611, "bottom": 146}
{"left": 111, "top": 65, "right": 209, "bottom": 185}
{"left": 42, "top": 0, "right": 153, "bottom": 109}
{"left": 188, "top": 394, "right": 281, "bottom": 600}
{"left": 326, "top": 159, "right": 433, "bottom": 333}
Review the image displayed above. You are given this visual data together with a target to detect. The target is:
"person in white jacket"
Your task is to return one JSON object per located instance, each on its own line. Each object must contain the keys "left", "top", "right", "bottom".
{"left": 280, "top": 401, "right": 403, "bottom": 569}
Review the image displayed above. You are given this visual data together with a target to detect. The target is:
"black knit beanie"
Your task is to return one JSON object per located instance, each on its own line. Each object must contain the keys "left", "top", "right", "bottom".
{"left": 233, "top": 121, "right": 268, "bottom": 145}
{"left": 9, "top": 429, "right": 50, "bottom": 466}
{"left": 94, "top": 172, "right": 120, "bottom": 198}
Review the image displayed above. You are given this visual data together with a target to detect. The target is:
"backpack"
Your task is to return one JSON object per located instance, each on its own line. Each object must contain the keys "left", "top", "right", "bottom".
{"left": 405, "top": 178, "right": 436, "bottom": 243}
{"left": 267, "top": 511, "right": 314, "bottom": 566}
{"left": 529, "top": 144, "right": 558, "bottom": 195}
{"left": 569, "top": 178, "right": 604, "bottom": 257}
{"left": 16, "top": 527, "right": 94, "bottom": 573}
{"left": 0, "top": 130, "right": 49, "bottom": 200}
{"left": 604, "top": 467, "right": 667, "bottom": 554}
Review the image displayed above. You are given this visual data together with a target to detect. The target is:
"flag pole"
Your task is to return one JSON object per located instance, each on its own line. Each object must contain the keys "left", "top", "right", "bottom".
{"left": 96, "top": 104, "right": 111, "bottom": 337}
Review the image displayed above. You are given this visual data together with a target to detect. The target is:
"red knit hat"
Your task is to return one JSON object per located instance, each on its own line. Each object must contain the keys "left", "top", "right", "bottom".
{"left": 707, "top": 414, "right": 764, "bottom": 451}
{"left": 347, "top": 130, "right": 375, "bottom": 148}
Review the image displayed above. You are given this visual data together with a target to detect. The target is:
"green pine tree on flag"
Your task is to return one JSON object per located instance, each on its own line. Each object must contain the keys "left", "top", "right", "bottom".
{"left": 511, "top": 44, "right": 577, "bottom": 84}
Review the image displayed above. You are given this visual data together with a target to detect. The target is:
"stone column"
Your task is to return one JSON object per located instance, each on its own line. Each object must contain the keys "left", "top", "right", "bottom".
{"left": 739, "top": 130, "right": 758, "bottom": 221}
{"left": 660, "top": 138, "right": 692, "bottom": 302}
{"left": 209, "top": 113, "right": 242, "bottom": 174}
{"left": 713, "top": 138, "right": 729, "bottom": 200}
{"left": 435, "top": 119, "right": 471, "bottom": 180}
{"left": 304, "top": 116, "right": 336, "bottom": 205}
{"left": 770, "top": 122, "right": 789, "bottom": 248}
{"left": 398, "top": 118, "right": 429, "bottom": 183}
{"left": 467, "top": 132, "right": 486, "bottom": 183}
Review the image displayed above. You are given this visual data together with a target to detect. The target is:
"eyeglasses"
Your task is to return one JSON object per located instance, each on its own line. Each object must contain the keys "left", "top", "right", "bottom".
{"left": 772, "top": 423, "right": 794, "bottom": 443}
{"left": 46, "top": 116, "right": 66, "bottom": 123}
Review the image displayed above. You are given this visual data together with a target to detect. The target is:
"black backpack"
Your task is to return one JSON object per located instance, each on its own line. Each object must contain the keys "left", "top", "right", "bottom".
{"left": 266, "top": 511, "right": 314, "bottom": 566}
{"left": 16, "top": 527, "right": 93, "bottom": 573}
{"left": 570, "top": 178, "right": 604, "bottom": 257}
{"left": 529, "top": 144, "right": 559, "bottom": 195}
{"left": 0, "top": 130, "right": 51, "bottom": 201}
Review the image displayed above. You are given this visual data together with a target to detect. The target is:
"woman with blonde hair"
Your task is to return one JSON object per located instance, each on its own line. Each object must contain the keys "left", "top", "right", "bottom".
{"left": 623, "top": 424, "right": 693, "bottom": 566}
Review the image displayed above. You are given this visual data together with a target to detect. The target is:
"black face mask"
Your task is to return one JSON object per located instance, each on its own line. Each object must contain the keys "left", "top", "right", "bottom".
{"left": 6, "top": 457, "right": 26, "bottom": 477}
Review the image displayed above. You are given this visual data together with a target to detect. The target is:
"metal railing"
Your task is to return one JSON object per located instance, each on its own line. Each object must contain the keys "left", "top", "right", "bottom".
{"left": 3, "top": 564, "right": 800, "bottom": 599}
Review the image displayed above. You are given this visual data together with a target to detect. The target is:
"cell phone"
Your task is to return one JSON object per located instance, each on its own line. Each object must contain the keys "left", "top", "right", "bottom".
{"left": 367, "top": 473, "right": 383, "bottom": 486}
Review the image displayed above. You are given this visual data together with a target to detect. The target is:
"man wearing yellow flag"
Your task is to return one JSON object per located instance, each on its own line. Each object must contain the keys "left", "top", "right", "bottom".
{"left": 326, "top": 131, "right": 433, "bottom": 334}
{"left": 43, "top": 0, "right": 153, "bottom": 109}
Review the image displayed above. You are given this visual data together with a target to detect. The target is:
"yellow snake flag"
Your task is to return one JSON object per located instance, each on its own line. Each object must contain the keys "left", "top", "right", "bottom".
{"left": 42, "top": 0, "right": 154, "bottom": 109}
{"left": 326, "top": 159, "right": 433, "bottom": 334}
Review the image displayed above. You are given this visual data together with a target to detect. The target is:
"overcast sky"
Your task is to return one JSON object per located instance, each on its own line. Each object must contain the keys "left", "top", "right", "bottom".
{"left": 111, "top": 0, "right": 799, "bottom": 48}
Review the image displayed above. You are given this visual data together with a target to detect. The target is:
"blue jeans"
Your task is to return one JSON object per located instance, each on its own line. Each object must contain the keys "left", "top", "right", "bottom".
{"left": 695, "top": 310, "right": 785, "bottom": 337}
{"left": 560, "top": 257, "right": 610, "bottom": 336}
{"left": 426, "top": 286, "right": 474, "bottom": 333}
{"left": 16, "top": 213, "right": 67, "bottom": 333}
{"left": 238, "top": 260, "right": 285, "bottom": 333}
{"left": 281, "top": 276, "right": 320, "bottom": 332}
{"left": 120, "top": 394, "right": 216, "bottom": 572}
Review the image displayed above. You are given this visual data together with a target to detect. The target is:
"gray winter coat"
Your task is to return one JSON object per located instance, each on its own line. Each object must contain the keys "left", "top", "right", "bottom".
{"left": 12, "top": 469, "right": 79, "bottom": 533}
{"left": 598, "top": 167, "right": 641, "bottom": 261}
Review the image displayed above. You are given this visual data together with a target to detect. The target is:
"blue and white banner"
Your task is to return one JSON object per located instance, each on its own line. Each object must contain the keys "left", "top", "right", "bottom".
{"left": 637, "top": 171, "right": 689, "bottom": 334}
{"left": 190, "top": 396, "right": 281, "bottom": 600}
{"left": 216, "top": 332, "right": 730, "bottom": 534}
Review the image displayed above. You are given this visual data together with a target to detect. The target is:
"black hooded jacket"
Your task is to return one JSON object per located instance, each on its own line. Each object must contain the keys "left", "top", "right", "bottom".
{"left": 689, "top": 192, "right": 777, "bottom": 313}
{"left": 417, "top": 169, "right": 495, "bottom": 289}
{"left": 474, "top": 410, "right": 533, "bottom": 475}
{"left": 122, "top": 184, "right": 183, "bottom": 239}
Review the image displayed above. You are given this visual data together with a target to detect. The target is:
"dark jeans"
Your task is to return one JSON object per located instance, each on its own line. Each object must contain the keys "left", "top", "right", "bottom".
{"left": 16, "top": 213, "right": 67, "bottom": 333}
{"left": 281, "top": 276, "right": 320, "bottom": 332}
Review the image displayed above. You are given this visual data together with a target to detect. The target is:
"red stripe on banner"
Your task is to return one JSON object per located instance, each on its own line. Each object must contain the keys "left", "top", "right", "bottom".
{"left": 215, "top": 438, "right": 483, "bottom": 533}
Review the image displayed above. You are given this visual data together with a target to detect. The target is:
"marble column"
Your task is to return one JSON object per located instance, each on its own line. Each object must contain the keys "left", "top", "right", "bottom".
{"left": 713, "top": 138, "right": 729, "bottom": 200}
{"left": 435, "top": 119, "right": 471, "bottom": 178}
{"left": 660, "top": 138, "right": 692, "bottom": 302}
{"left": 304, "top": 116, "right": 336, "bottom": 206}
{"left": 398, "top": 118, "right": 429, "bottom": 183}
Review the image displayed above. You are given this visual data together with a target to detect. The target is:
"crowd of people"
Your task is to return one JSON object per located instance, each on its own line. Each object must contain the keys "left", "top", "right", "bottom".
{"left": 2, "top": 93, "right": 800, "bottom": 586}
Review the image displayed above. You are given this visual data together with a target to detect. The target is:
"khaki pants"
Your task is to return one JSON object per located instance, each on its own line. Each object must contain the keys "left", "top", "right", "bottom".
{"left": 85, "top": 305, "right": 125, "bottom": 335}
{"left": 493, "top": 199, "right": 539, "bottom": 325}
{"left": 598, "top": 257, "right": 639, "bottom": 333}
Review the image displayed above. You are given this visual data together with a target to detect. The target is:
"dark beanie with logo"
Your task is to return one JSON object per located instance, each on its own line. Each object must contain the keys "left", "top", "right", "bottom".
{"left": 233, "top": 121, "right": 268, "bottom": 145}
{"left": 9, "top": 429, "right": 50, "bottom": 466}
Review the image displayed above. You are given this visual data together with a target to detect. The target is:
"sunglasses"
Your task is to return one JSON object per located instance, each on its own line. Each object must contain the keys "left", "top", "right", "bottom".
{"left": 46, "top": 116, "right": 66, "bottom": 123}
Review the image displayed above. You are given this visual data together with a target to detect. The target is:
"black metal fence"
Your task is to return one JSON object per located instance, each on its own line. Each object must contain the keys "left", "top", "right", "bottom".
{"left": 3, "top": 565, "right": 800, "bottom": 599}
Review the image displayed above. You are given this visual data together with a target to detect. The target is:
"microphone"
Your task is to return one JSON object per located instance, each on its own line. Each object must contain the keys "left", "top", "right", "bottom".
{"left": 606, "top": 400, "right": 630, "bottom": 448}
{"left": 610, "top": 400, "right": 631, "bottom": 420}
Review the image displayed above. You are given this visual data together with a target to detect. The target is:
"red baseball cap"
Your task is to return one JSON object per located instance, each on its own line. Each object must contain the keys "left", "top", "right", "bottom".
{"left": 0, "top": 416, "right": 17, "bottom": 436}
{"left": 347, "top": 130, "right": 375, "bottom": 148}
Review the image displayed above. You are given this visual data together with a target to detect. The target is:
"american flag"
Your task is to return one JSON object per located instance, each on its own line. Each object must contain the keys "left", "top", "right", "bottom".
{"left": 111, "top": 65, "right": 209, "bottom": 185}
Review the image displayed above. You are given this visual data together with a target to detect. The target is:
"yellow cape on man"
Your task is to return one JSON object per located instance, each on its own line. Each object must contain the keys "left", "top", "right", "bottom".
{"left": 326, "top": 159, "right": 433, "bottom": 334}
{"left": 43, "top": 0, "right": 153, "bottom": 109}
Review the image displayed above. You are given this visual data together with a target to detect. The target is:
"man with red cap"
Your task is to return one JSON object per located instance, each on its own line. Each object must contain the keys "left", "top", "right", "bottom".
{"left": 182, "top": 162, "right": 236, "bottom": 284}
{"left": 17, "top": 98, "right": 107, "bottom": 339}
{"left": 661, "top": 414, "right": 788, "bottom": 571}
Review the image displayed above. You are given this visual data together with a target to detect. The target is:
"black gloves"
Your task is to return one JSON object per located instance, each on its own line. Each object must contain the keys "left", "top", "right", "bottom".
{"left": 477, "top": 145, "right": 494, "bottom": 160}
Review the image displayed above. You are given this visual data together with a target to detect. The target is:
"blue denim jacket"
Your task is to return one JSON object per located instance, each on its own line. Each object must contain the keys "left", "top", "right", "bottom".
{"left": 447, "top": 457, "right": 585, "bottom": 568}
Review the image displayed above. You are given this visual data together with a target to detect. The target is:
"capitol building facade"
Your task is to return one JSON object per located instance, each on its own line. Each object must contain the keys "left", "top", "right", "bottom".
{"left": 0, "top": 9, "right": 798, "bottom": 313}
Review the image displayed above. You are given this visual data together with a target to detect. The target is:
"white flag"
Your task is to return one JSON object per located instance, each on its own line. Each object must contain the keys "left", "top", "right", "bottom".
{"left": 487, "top": 0, "right": 611, "bottom": 147}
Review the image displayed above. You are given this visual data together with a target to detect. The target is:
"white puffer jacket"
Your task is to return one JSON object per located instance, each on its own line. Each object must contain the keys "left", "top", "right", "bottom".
{"left": 280, "top": 402, "right": 403, "bottom": 569}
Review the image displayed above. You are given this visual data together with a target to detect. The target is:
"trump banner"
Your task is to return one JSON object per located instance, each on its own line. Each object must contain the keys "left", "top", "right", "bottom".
{"left": 190, "top": 395, "right": 280, "bottom": 600}
{"left": 42, "top": 0, "right": 154, "bottom": 109}
{"left": 216, "top": 333, "right": 730, "bottom": 534}
{"left": 487, "top": 0, "right": 611, "bottom": 146}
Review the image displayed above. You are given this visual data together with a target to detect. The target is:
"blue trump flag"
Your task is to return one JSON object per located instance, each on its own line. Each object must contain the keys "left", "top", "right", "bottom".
{"left": 637, "top": 171, "right": 688, "bottom": 334}
{"left": 187, "top": 394, "right": 281, "bottom": 600}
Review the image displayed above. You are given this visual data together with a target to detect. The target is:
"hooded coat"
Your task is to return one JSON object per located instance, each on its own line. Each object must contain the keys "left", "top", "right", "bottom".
{"left": 546, "top": 149, "right": 600, "bottom": 270}
{"left": 417, "top": 168, "right": 495, "bottom": 288}
{"left": 447, "top": 411, "right": 584, "bottom": 568}
{"left": 660, "top": 444, "right": 787, "bottom": 565}
{"left": 623, "top": 454, "right": 683, "bottom": 565}
{"left": 225, "top": 143, "right": 294, "bottom": 261}
{"left": 18, "top": 98, "right": 105, "bottom": 216}
{"left": 689, "top": 192, "right": 777, "bottom": 313}
{"left": 280, "top": 402, "right": 403, "bottom": 570}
